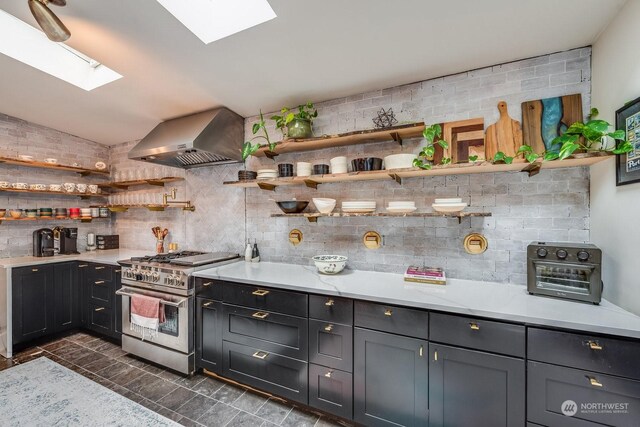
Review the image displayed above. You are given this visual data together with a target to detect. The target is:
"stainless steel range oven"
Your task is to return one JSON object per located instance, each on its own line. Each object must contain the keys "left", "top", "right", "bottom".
{"left": 117, "top": 251, "right": 240, "bottom": 374}
{"left": 527, "top": 242, "right": 602, "bottom": 304}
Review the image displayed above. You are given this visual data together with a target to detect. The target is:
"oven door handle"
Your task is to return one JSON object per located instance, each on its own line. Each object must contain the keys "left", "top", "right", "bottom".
{"left": 115, "top": 288, "right": 188, "bottom": 308}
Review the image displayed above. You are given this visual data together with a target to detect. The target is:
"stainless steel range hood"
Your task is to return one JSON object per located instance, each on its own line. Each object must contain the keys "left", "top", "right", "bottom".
{"left": 129, "top": 108, "right": 244, "bottom": 168}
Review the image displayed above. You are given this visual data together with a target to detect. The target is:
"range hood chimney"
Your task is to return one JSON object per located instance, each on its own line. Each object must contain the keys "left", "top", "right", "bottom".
{"left": 129, "top": 108, "right": 244, "bottom": 168}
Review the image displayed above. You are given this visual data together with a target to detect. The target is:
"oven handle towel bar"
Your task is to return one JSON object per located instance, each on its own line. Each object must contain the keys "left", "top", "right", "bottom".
{"left": 116, "top": 288, "right": 188, "bottom": 308}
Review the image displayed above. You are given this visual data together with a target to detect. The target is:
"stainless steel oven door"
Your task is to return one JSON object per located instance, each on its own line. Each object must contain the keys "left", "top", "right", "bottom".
{"left": 117, "top": 286, "right": 192, "bottom": 353}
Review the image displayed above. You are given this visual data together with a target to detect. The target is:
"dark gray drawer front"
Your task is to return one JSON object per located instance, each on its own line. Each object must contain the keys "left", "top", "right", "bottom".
{"left": 223, "top": 340, "right": 308, "bottom": 404}
{"left": 309, "top": 363, "right": 353, "bottom": 420}
{"left": 90, "top": 263, "right": 113, "bottom": 282}
{"left": 195, "top": 277, "right": 222, "bottom": 300}
{"left": 430, "top": 313, "right": 525, "bottom": 357}
{"left": 309, "top": 295, "right": 353, "bottom": 325}
{"left": 309, "top": 319, "right": 353, "bottom": 372}
{"left": 528, "top": 361, "right": 640, "bottom": 427}
{"left": 354, "top": 301, "right": 428, "bottom": 339}
{"left": 223, "top": 282, "right": 307, "bottom": 317}
{"left": 88, "top": 279, "right": 113, "bottom": 308}
{"left": 223, "top": 304, "right": 308, "bottom": 360}
{"left": 529, "top": 328, "right": 640, "bottom": 380}
{"left": 88, "top": 304, "right": 112, "bottom": 334}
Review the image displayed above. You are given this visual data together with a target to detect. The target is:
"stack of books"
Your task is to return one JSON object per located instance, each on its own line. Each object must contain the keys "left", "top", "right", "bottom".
{"left": 404, "top": 266, "right": 446, "bottom": 285}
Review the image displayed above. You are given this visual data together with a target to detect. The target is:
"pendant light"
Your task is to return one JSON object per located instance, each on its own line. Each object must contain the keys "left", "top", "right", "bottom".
{"left": 28, "top": 0, "right": 70, "bottom": 42}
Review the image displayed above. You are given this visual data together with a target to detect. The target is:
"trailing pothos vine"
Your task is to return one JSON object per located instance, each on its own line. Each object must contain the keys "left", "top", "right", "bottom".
{"left": 413, "top": 124, "right": 450, "bottom": 169}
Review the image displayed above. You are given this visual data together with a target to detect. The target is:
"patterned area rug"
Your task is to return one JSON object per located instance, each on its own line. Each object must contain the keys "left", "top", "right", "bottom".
{"left": 0, "top": 357, "right": 179, "bottom": 426}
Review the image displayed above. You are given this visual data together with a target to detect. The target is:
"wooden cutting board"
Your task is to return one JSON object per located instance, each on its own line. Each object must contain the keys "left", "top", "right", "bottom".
{"left": 522, "top": 94, "right": 583, "bottom": 154}
{"left": 485, "top": 101, "right": 522, "bottom": 159}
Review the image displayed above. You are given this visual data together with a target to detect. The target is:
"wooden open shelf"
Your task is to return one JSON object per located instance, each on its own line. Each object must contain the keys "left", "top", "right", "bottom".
{"left": 98, "top": 176, "right": 184, "bottom": 190}
{"left": 225, "top": 153, "right": 612, "bottom": 190}
{"left": 254, "top": 122, "right": 425, "bottom": 158}
{"left": 271, "top": 211, "right": 491, "bottom": 223}
{"left": 0, "top": 188, "right": 108, "bottom": 198}
{"left": 92, "top": 204, "right": 192, "bottom": 212}
{"left": 0, "top": 216, "right": 108, "bottom": 224}
{"left": 0, "top": 155, "right": 110, "bottom": 176}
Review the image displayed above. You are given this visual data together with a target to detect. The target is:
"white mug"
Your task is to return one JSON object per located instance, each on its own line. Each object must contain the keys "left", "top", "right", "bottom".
{"left": 88, "top": 184, "right": 98, "bottom": 194}
{"left": 76, "top": 184, "right": 87, "bottom": 193}
{"left": 63, "top": 183, "right": 75, "bottom": 192}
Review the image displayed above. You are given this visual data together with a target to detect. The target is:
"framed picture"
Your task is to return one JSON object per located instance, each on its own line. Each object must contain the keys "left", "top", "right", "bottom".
{"left": 616, "top": 96, "right": 640, "bottom": 186}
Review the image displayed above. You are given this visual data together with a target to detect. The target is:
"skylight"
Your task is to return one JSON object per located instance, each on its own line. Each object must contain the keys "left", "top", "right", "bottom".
{"left": 156, "top": 0, "right": 276, "bottom": 44}
{"left": 0, "top": 9, "right": 122, "bottom": 91}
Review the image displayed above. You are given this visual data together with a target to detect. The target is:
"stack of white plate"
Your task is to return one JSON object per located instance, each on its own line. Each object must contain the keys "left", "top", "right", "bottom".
{"left": 330, "top": 156, "right": 348, "bottom": 174}
{"left": 432, "top": 197, "right": 467, "bottom": 213}
{"left": 342, "top": 200, "right": 376, "bottom": 213}
{"left": 257, "top": 169, "right": 278, "bottom": 180}
{"left": 386, "top": 201, "right": 417, "bottom": 213}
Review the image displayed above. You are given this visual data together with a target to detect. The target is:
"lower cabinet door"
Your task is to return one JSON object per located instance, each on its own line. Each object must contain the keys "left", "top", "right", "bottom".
{"left": 353, "top": 328, "right": 429, "bottom": 427}
{"left": 223, "top": 340, "right": 308, "bottom": 404}
{"left": 196, "top": 297, "right": 223, "bottom": 374}
{"left": 88, "top": 304, "right": 113, "bottom": 335}
{"left": 309, "top": 363, "right": 353, "bottom": 420}
{"left": 53, "top": 262, "right": 79, "bottom": 333}
{"left": 429, "top": 344, "right": 525, "bottom": 427}
{"left": 528, "top": 361, "right": 640, "bottom": 427}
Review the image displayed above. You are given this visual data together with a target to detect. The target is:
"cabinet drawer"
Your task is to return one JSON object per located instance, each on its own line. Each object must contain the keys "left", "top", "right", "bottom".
{"left": 430, "top": 312, "right": 525, "bottom": 357}
{"left": 223, "top": 282, "right": 307, "bottom": 317}
{"left": 309, "top": 319, "right": 353, "bottom": 372}
{"left": 309, "top": 295, "right": 353, "bottom": 325}
{"left": 88, "top": 304, "right": 112, "bottom": 335}
{"left": 223, "top": 304, "right": 308, "bottom": 360}
{"left": 309, "top": 363, "right": 353, "bottom": 420}
{"left": 528, "top": 361, "right": 640, "bottom": 426}
{"left": 88, "top": 278, "right": 113, "bottom": 308}
{"left": 528, "top": 328, "right": 640, "bottom": 380}
{"left": 90, "top": 263, "right": 113, "bottom": 282}
{"left": 354, "top": 301, "right": 428, "bottom": 339}
{"left": 223, "top": 340, "right": 308, "bottom": 404}
{"left": 194, "top": 277, "right": 222, "bottom": 300}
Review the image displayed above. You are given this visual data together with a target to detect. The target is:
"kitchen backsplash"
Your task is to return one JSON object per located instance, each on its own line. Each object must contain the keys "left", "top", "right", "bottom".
{"left": 2, "top": 47, "right": 592, "bottom": 284}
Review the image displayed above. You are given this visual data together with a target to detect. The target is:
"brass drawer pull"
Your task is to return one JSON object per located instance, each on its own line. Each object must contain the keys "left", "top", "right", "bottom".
{"left": 324, "top": 324, "right": 333, "bottom": 332}
{"left": 94, "top": 280, "right": 105, "bottom": 285}
{"left": 114, "top": 269, "right": 121, "bottom": 273}
{"left": 588, "top": 341, "right": 603, "bottom": 351}
{"left": 469, "top": 322, "right": 480, "bottom": 331}
{"left": 203, "top": 302, "right": 213, "bottom": 308}
{"left": 78, "top": 264, "right": 88, "bottom": 268}
{"left": 384, "top": 309, "right": 393, "bottom": 316}
{"left": 94, "top": 307, "right": 105, "bottom": 312}
{"left": 95, "top": 266, "right": 106, "bottom": 270}
{"left": 252, "top": 311, "right": 269, "bottom": 319}
{"left": 252, "top": 351, "right": 268, "bottom": 360}
{"left": 202, "top": 282, "right": 213, "bottom": 287}
{"left": 325, "top": 371, "right": 332, "bottom": 378}
{"left": 252, "top": 289, "right": 269, "bottom": 296}
{"left": 31, "top": 268, "right": 38, "bottom": 272}
{"left": 325, "top": 299, "right": 335, "bottom": 306}
{"left": 588, "top": 376, "right": 603, "bottom": 387}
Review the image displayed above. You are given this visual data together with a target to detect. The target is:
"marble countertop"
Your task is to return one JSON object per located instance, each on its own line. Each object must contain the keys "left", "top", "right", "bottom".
{"left": 0, "top": 249, "right": 150, "bottom": 268}
{"left": 194, "top": 261, "right": 640, "bottom": 339}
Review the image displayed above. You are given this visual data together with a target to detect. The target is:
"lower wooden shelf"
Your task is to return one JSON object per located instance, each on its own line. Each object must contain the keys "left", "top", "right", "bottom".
{"left": 271, "top": 211, "right": 491, "bottom": 223}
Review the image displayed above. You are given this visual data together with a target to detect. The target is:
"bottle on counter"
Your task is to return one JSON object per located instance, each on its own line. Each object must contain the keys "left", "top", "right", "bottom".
{"left": 244, "top": 241, "right": 252, "bottom": 262}
{"left": 251, "top": 240, "right": 260, "bottom": 263}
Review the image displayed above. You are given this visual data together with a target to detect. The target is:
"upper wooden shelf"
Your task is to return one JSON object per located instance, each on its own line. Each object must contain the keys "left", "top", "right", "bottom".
{"left": 271, "top": 211, "right": 491, "bottom": 223}
{"left": 254, "top": 122, "right": 425, "bottom": 158}
{"left": 0, "top": 217, "right": 108, "bottom": 225}
{"left": 225, "top": 153, "right": 612, "bottom": 190}
{"left": 98, "top": 176, "right": 184, "bottom": 190}
{"left": 0, "top": 188, "right": 107, "bottom": 199}
{"left": 0, "top": 155, "right": 110, "bottom": 176}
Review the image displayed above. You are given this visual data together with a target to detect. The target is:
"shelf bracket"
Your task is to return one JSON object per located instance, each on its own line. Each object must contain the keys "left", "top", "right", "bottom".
{"left": 145, "top": 180, "right": 166, "bottom": 187}
{"left": 388, "top": 173, "right": 402, "bottom": 185}
{"left": 79, "top": 171, "right": 91, "bottom": 177}
{"left": 306, "top": 216, "right": 318, "bottom": 223}
{"left": 257, "top": 182, "right": 277, "bottom": 192}
{"left": 304, "top": 179, "right": 320, "bottom": 189}
{"left": 264, "top": 151, "right": 279, "bottom": 160}
{"left": 390, "top": 132, "right": 403, "bottom": 146}
{"left": 521, "top": 162, "right": 541, "bottom": 177}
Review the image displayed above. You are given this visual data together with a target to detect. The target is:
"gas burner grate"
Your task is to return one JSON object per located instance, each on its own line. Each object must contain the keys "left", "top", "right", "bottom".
{"left": 130, "top": 251, "right": 206, "bottom": 264}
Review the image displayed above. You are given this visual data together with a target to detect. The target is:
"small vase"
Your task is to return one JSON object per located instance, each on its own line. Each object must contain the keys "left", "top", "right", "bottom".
{"left": 286, "top": 118, "right": 313, "bottom": 139}
{"left": 156, "top": 239, "right": 165, "bottom": 254}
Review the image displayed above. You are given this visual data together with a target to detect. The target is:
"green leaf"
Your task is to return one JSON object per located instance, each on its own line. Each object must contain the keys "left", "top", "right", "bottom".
{"left": 544, "top": 151, "right": 560, "bottom": 161}
{"left": 582, "top": 127, "right": 604, "bottom": 142}
{"left": 608, "top": 130, "right": 626, "bottom": 140}
{"left": 425, "top": 145, "right": 435, "bottom": 157}
{"left": 437, "top": 139, "right": 449, "bottom": 149}
{"left": 588, "top": 107, "right": 599, "bottom": 119}
{"left": 468, "top": 155, "right": 479, "bottom": 162}
{"left": 412, "top": 158, "right": 422, "bottom": 168}
{"left": 612, "top": 140, "right": 633, "bottom": 154}
{"left": 251, "top": 123, "right": 260, "bottom": 135}
{"left": 493, "top": 152, "right": 505, "bottom": 162}
{"left": 441, "top": 157, "right": 451, "bottom": 165}
{"left": 504, "top": 156, "right": 514, "bottom": 164}
{"left": 559, "top": 141, "right": 580, "bottom": 160}
{"left": 281, "top": 107, "right": 289, "bottom": 114}
{"left": 564, "top": 122, "right": 585, "bottom": 135}
{"left": 271, "top": 115, "right": 281, "bottom": 122}
{"left": 585, "top": 119, "right": 610, "bottom": 134}
{"left": 285, "top": 112, "right": 295, "bottom": 124}
{"left": 268, "top": 142, "right": 277, "bottom": 152}
{"left": 433, "top": 124, "right": 442, "bottom": 138}
{"left": 525, "top": 153, "right": 539, "bottom": 163}
{"left": 517, "top": 145, "right": 533, "bottom": 154}
{"left": 241, "top": 141, "right": 259, "bottom": 161}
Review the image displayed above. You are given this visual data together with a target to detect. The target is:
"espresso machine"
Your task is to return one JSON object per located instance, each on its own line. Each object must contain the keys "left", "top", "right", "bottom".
{"left": 54, "top": 227, "right": 80, "bottom": 255}
{"left": 33, "top": 228, "right": 55, "bottom": 257}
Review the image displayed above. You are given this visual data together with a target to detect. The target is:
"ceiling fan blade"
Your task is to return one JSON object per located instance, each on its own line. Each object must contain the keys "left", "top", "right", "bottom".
{"left": 28, "top": 0, "right": 70, "bottom": 42}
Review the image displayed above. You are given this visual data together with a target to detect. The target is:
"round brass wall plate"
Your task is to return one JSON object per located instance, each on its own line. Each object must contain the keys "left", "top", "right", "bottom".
{"left": 363, "top": 231, "right": 382, "bottom": 249}
{"left": 464, "top": 233, "right": 488, "bottom": 254}
{"left": 289, "top": 229, "right": 303, "bottom": 246}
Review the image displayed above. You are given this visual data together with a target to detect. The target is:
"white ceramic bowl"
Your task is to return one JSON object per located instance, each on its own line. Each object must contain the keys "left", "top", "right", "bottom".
{"left": 312, "top": 255, "right": 348, "bottom": 275}
{"left": 384, "top": 154, "right": 417, "bottom": 170}
{"left": 44, "top": 158, "right": 57, "bottom": 164}
{"left": 432, "top": 203, "right": 467, "bottom": 213}
{"left": 18, "top": 155, "right": 33, "bottom": 162}
{"left": 76, "top": 184, "right": 87, "bottom": 193}
{"left": 435, "top": 198, "right": 462, "bottom": 204}
{"left": 312, "top": 198, "right": 337, "bottom": 214}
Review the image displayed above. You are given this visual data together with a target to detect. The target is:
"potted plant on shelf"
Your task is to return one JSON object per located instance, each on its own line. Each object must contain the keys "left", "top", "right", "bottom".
{"left": 413, "top": 124, "right": 450, "bottom": 169}
{"left": 242, "top": 111, "right": 276, "bottom": 161}
{"left": 271, "top": 102, "right": 318, "bottom": 139}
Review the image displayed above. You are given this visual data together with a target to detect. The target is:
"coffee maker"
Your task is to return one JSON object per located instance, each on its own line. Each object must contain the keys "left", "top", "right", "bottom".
{"left": 33, "top": 228, "right": 55, "bottom": 257}
{"left": 54, "top": 227, "right": 79, "bottom": 255}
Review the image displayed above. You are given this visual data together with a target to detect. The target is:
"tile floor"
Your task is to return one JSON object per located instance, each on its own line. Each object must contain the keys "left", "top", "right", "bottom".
{"left": 1, "top": 332, "right": 350, "bottom": 427}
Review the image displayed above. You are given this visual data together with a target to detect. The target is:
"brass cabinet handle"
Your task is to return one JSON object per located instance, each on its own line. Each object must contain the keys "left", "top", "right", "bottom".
{"left": 203, "top": 302, "right": 213, "bottom": 308}
{"left": 94, "top": 307, "right": 105, "bottom": 312}
{"left": 588, "top": 341, "right": 603, "bottom": 351}
{"left": 114, "top": 269, "right": 121, "bottom": 273}
{"left": 588, "top": 376, "right": 603, "bottom": 387}
{"left": 78, "top": 264, "right": 88, "bottom": 268}
{"left": 325, "top": 371, "right": 332, "bottom": 378}
{"left": 94, "top": 281, "right": 105, "bottom": 285}
{"left": 325, "top": 299, "right": 335, "bottom": 306}
{"left": 252, "top": 289, "right": 269, "bottom": 296}
{"left": 384, "top": 309, "right": 393, "bottom": 316}
{"left": 419, "top": 345, "right": 423, "bottom": 357}
{"left": 252, "top": 351, "right": 268, "bottom": 360}
{"left": 202, "top": 282, "right": 213, "bottom": 287}
{"left": 252, "top": 311, "right": 269, "bottom": 319}
{"left": 31, "top": 268, "right": 38, "bottom": 272}
{"left": 95, "top": 266, "right": 106, "bottom": 270}
{"left": 324, "top": 324, "right": 333, "bottom": 332}
{"left": 469, "top": 322, "right": 480, "bottom": 331}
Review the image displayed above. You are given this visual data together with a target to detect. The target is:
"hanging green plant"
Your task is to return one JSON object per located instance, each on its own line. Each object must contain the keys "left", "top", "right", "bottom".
{"left": 413, "top": 124, "right": 449, "bottom": 170}
{"left": 242, "top": 111, "right": 276, "bottom": 161}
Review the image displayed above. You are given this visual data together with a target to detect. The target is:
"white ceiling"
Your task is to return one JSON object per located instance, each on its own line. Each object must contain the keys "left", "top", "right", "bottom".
{"left": 0, "top": 0, "right": 628, "bottom": 145}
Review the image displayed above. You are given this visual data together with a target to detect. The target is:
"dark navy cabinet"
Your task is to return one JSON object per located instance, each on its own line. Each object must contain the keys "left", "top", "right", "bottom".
{"left": 12, "top": 265, "right": 55, "bottom": 345}
{"left": 52, "top": 262, "right": 79, "bottom": 332}
{"left": 196, "top": 297, "right": 223, "bottom": 374}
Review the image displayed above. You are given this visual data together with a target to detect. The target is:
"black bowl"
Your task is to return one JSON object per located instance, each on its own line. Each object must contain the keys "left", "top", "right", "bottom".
{"left": 238, "top": 170, "right": 257, "bottom": 181}
{"left": 313, "top": 164, "right": 330, "bottom": 175}
{"left": 276, "top": 201, "right": 309, "bottom": 214}
{"left": 278, "top": 163, "right": 294, "bottom": 177}
{"left": 351, "top": 157, "right": 383, "bottom": 171}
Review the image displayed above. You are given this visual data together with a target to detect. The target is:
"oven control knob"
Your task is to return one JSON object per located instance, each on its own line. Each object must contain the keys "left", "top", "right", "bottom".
{"left": 152, "top": 272, "right": 160, "bottom": 282}
{"left": 556, "top": 249, "right": 568, "bottom": 260}
{"left": 536, "top": 248, "right": 548, "bottom": 258}
{"left": 577, "top": 250, "right": 590, "bottom": 262}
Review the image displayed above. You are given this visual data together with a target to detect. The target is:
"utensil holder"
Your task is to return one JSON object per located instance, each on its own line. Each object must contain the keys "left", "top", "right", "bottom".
{"left": 156, "top": 239, "right": 165, "bottom": 254}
